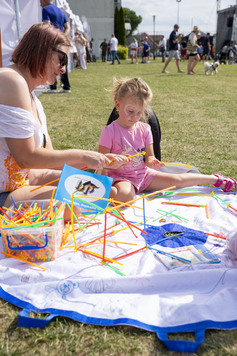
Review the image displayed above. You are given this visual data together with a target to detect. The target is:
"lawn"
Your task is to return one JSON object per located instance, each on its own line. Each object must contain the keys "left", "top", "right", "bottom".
{"left": 0, "top": 58, "right": 237, "bottom": 356}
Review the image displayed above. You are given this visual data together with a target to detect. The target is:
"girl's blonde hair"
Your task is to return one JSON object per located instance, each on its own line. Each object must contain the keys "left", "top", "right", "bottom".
{"left": 112, "top": 77, "right": 153, "bottom": 120}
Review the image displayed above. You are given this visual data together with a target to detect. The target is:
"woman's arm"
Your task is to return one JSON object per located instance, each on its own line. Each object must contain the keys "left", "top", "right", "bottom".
{"left": 6, "top": 137, "right": 110, "bottom": 170}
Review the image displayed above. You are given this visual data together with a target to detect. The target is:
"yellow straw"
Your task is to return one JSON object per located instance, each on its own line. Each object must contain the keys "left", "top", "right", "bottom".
{"left": 109, "top": 151, "right": 146, "bottom": 165}
{"left": 177, "top": 193, "right": 213, "bottom": 197}
{"left": 71, "top": 194, "right": 77, "bottom": 251}
{"left": 105, "top": 240, "right": 137, "bottom": 246}
{"left": 75, "top": 196, "right": 142, "bottom": 210}
{"left": 113, "top": 219, "right": 146, "bottom": 234}
{"left": 81, "top": 249, "right": 123, "bottom": 265}
{"left": 1, "top": 252, "right": 47, "bottom": 271}
{"left": 126, "top": 151, "right": 146, "bottom": 159}
{"left": 107, "top": 186, "right": 176, "bottom": 212}
{"left": 205, "top": 204, "right": 209, "bottom": 219}
{"left": 160, "top": 162, "right": 191, "bottom": 168}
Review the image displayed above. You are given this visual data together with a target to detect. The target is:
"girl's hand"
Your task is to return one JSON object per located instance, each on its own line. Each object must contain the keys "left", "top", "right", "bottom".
{"left": 145, "top": 156, "right": 165, "bottom": 169}
{"left": 105, "top": 153, "right": 130, "bottom": 169}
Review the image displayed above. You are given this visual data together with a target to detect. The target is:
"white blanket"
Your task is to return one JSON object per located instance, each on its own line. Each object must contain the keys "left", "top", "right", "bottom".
{"left": 0, "top": 186, "right": 237, "bottom": 353}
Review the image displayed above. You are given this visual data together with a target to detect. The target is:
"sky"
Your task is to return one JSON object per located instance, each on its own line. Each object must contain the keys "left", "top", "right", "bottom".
{"left": 122, "top": 0, "right": 237, "bottom": 37}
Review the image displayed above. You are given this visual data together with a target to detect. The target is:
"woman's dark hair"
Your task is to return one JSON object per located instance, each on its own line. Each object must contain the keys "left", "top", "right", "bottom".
{"left": 11, "top": 23, "right": 70, "bottom": 78}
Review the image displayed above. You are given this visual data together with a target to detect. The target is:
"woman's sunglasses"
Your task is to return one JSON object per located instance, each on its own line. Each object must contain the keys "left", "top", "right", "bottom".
{"left": 52, "top": 48, "right": 68, "bottom": 68}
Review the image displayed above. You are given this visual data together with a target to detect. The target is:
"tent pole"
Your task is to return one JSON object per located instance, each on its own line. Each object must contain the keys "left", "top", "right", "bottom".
{"left": 14, "top": 0, "right": 22, "bottom": 39}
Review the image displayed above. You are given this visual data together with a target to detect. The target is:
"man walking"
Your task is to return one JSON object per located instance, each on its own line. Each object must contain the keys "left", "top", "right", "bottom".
{"left": 40, "top": 0, "right": 71, "bottom": 93}
{"left": 162, "top": 24, "right": 184, "bottom": 73}
{"left": 110, "top": 34, "right": 120, "bottom": 65}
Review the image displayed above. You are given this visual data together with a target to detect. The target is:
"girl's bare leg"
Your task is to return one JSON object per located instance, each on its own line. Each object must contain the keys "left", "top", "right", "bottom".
{"left": 144, "top": 172, "right": 220, "bottom": 192}
{"left": 110, "top": 181, "right": 136, "bottom": 203}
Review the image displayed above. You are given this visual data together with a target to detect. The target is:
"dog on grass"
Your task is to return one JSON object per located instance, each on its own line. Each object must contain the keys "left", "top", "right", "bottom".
{"left": 204, "top": 61, "right": 219, "bottom": 75}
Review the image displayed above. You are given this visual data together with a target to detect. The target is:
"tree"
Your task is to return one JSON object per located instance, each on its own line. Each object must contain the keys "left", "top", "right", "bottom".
{"left": 114, "top": 6, "right": 126, "bottom": 46}
{"left": 114, "top": 6, "right": 119, "bottom": 37}
{"left": 124, "top": 8, "right": 142, "bottom": 36}
{"left": 119, "top": 7, "right": 126, "bottom": 46}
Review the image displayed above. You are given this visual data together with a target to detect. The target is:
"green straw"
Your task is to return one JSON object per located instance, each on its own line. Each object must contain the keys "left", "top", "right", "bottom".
{"left": 213, "top": 193, "right": 228, "bottom": 206}
{"left": 74, "top": 196, "right": 104, "bottom": 212}
{"left": 154, "top": 208, "right": 190, "bottom": 222}
{"left": 66, "top": 203, "right": 83, "bottom": 229}
{"left": 103, "top": 262, "right": 126, "bottom": 276}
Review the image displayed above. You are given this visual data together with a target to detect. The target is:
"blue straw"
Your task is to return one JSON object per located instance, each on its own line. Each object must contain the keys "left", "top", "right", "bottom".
{"left": 156, "top": 232, "right": 184, "bottom": 245}
{"left": 10, "top": 195, "right": 17, "bottom": 209}
{"left": 149, "top": 246, "right": 191, "bottom": 263}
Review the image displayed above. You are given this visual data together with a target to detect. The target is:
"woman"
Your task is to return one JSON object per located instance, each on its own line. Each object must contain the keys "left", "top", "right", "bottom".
{"left": 74, "top": 30, "right": 87, "bottom": 69}
{"left": 187, "top": 25, "right": 200, "bottom": 74}
{"left": 0, "top": 23, "right": 128, "bottom": 213}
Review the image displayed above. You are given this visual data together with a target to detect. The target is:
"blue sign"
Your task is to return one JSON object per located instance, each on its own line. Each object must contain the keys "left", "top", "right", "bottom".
{"left": 55, "top": 164, "right": 113, "bottom": 212}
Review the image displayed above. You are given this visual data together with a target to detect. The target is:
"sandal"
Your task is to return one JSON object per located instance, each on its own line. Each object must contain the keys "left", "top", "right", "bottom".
{"left": 214, "top": 173, "right": 237, "bottom": 192}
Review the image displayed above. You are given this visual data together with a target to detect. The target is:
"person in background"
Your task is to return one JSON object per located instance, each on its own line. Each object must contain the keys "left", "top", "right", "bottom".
{"left": 145, "top": 36, "right": 151, "bottom": 63}
{"left": 0, "top": 23, "right": 128, "bottom": 219}
{"left": 202, "top": 32, "right": 211, "bottom": 62}
{"left": 100, "top": 39, "right": 108, "bottom": 62}
{"left": 186, "top": 25, "right": 200, "bottom": 74}
{"left": 74, "top": 30, "right": 87, "bottom": 69}
{"left": 141, "top": 38, "right": 150, "bottom": 63}
{"left": 162, "top": 24, "right": 184, "bottom": 73}
{"left": 40, "top": 0, "right": 71, "bottom": 93}
{"left": 89, "top": 38, "right": 94, "bottom": 62}
{"left": 107, "top": 39, "right": 111, "bottom": 61}
{"left": 128, "top": 38, "right": 138, "bottom": 64}
{"left": 110, "top": 34, "right": 120, "bottom": 65}
{"left": 159, "top": 35, "right": 166, "bottom": 63}
{"left": 180, "top": 36, "right": 187, "bottom": 61}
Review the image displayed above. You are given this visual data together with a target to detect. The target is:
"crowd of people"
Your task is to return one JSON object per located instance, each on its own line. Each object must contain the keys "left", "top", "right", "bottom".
{"left": 39, "top": 0, "right": 220, "bottom": 85}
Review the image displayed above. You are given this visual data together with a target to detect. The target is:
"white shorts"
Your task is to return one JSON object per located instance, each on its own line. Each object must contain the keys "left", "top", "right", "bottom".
{"left": 168, "top": 50, "right": 180, "bottom": 61}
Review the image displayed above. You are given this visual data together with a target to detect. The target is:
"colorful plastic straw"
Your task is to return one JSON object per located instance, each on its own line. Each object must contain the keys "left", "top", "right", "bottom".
{"left": 107, "top": 186, "right": 176, "bottom": 212}
{"left": 148, "top": 246, "right": 191, "bottom": 263}
{"left": 162, "top": 201, "right": 205, "bottom": 208}
{"left": 70, "top": 194, "right": 77, "bottom": 251}
{"left": 160, "top": 162, "right": 191, "bottom": 168}
{"left": 103, "top": 262, "right": 126, "bottom": 276}
{"left": 113, "top": 246, "right": 147, "bottom": 261}
{"left": 156, "top": 232, "right": 184, "bottom": 245}
{"left": 154, "top": 208, "right": 189, "bottom": 222}
{"left": 1, "top": 252, "right": 47, "bottom": 271}
{"left": 30, "top": 178, "right": 60, "bottom": 192}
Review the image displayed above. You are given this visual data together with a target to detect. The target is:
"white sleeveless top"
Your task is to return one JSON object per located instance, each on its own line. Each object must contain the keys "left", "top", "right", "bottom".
{"left": 0, "top": 92, "right": 49, "bottom": 193}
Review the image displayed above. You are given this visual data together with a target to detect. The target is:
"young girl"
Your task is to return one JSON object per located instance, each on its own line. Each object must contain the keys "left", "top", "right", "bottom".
{"left": 98, "top": 77, "right": 237, "bottom": 203}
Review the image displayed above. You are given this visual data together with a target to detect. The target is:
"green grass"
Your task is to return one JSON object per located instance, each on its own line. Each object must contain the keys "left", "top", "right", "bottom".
{"left": 1, "top": 59, "right": 237, "bottom": 355}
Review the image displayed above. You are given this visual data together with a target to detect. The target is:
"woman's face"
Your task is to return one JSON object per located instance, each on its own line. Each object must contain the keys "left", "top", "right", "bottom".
{"left": 44, "top": 45, "right": 69, "bottom": 85}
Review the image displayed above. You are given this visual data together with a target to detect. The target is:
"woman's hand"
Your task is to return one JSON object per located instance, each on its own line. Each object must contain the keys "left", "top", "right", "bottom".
{"left": 82, "top": 151, "right": 111, "bottom": 169}
{"left": 104, "top": 153, "right": 130, "bottom": 169}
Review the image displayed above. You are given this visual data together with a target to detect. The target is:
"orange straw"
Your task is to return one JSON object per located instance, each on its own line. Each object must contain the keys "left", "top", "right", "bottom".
{"left": 30, "top": 178, "right": 60, "bottom": 192}
{"left": 1, "top": 252, "right": 46, "bottom": 271}
{"left": 113, "top": 246, "right": 147, "bottom": 261}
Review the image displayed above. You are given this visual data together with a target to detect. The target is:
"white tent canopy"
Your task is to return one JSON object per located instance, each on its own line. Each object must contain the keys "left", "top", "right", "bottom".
{"left": 0, "top": 0, "right": 83, "bottom": 67}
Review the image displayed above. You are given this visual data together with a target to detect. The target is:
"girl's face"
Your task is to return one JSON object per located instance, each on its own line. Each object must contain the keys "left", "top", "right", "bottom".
{"left": 43, "top": 45, "right": 69, "bottom": 85}
{"left": 115, "top": 96, "right": 144, "bottom": 129}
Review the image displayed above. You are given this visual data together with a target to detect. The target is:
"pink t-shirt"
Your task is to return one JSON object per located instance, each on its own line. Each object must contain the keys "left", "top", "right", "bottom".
{"left": 99, "top": 120, "right": 154, "bottom": 188}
